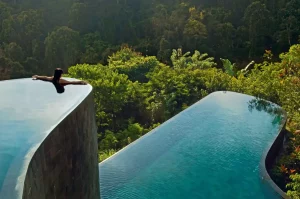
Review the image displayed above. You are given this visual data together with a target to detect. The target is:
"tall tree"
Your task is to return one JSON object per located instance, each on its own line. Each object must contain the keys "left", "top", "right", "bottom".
{"left": 68, "top": 2, "right": 92, "bottom": 33}
{"left": 1, "top": 9, "right": 45, "bottom": 57}
{"left": 0, "top": 1, "right": 11, "bottom": 34}
{"left": 277, "top": 0, "right": 300, "bottom": 48}
{"left": 4, "top": 42, "right": 24, "bottom": 63}
{"left": 44, "top": 26, "right": 80, "bottom": 72}
{"left": 183, "top": 7, "right": 208, "bottom": 51}
{"left": 243, "top": 1, "right": 273, "bottom": 58}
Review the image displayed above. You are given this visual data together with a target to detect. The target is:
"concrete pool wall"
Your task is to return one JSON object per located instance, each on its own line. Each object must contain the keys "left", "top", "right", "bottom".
{"left": 22, "top": 93, "right": 100, "bottom": 199}
{"left": 261, "top": 113, "right": 290, "bottom": 199}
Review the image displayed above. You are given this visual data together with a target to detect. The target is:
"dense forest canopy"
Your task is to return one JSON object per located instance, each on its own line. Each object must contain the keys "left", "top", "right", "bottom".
{"left": 0, "top": 0, "right": 300, "bottom": 198}
{"left": 1, "top": 0, "right": 300, "bottom": 79}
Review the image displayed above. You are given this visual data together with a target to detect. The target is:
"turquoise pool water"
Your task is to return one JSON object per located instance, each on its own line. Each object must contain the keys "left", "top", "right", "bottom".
{"left": 99, "top": 91, "right": 285, "bottom": 199}
{"left": 0, "top": 78, "right": 91, "bottom": 199}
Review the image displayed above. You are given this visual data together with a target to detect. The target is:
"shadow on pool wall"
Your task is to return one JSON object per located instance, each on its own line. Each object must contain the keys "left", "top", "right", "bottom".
{"left": 22, "top": 93, "right": 100, "bottom": 199}
{"left": 257, "top": 101, "right": 290, "bottom": 199}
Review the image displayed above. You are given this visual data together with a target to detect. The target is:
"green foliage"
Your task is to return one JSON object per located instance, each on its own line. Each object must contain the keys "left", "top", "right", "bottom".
{"left": 220, "top": 58, "right": 237, "bottom": 77}
{"left": 67, "top": 63, "right": 148, "bottom": 141}
{"left": 108, "top": 46, "right": 140, "bottom": 63}
{"left": 0, "top": 55, "right": 23, "bottom": 79}
{"left": 109, "top": 47, "right": 159, "bottom": 82}
{"left": 146, "top": 62, "right": 231, "bottom": 119}
{"left": 116, "top": 123, "right": 146, "bottom": 147}
{"left": 243, "top": 1, "right": 273, "bottom": 58}
{"left": 45, "top": 26, "right": 80, "bottom": 71}
{"left": 287, "top": 174, "right": 300, "bottom": 199}
{"left": 68, "top": 2, "right": 90, "bottom": 33}
{"left": 171, "top": 49, "right": 216, "bottom": 69}
{"left": 183, "top": 8, "right": 207, "bottom": 46}
{"left": 2, "top": 0, "right": 300, "bottom": 76}
{"left": 1, "top": 9, "right": 45, "bottom": 56}
{"left": 81, "top": 32, "right": 109, "bottom": 64}
{"left": 157, "top": 37, "right": 171, "bottom": 63}
{"left": 279, "top": 44, "right": 300, "bottom": 75}
{"left": 99, "top": 149, "right": 117, "bottom": 162}
{"left": 0, "top": 1, "right": 11, "bottom": 33}
{"left": 100, "top": 130, "right": 118, "bottom": 150}
{"left": 277, "top": 0, "right": 300, "bottom": 47}
{"left": 4, "top": 42, "right": 24, "bottom": 62}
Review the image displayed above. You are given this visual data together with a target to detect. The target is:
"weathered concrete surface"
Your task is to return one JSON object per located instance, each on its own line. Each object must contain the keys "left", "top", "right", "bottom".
{"left": 22, "top": 93, "right": 100, "bottom": 199}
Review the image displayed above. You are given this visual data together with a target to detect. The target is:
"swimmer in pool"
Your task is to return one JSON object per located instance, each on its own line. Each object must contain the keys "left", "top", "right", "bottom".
{"left": 32, "top": 68, "right": 87, "bottom": 93}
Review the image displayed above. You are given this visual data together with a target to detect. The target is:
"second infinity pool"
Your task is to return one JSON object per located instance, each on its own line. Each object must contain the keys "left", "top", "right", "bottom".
{"left": 99, "top": 91, "right": 285, "bottom": 199}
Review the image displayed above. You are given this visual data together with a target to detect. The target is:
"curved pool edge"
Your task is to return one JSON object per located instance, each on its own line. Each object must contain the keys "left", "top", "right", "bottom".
{"left": 260, "top": 108, "right": 290, "bottom": 199}
{"left": 0, "top": 78, "right": 100, "bottom": 199}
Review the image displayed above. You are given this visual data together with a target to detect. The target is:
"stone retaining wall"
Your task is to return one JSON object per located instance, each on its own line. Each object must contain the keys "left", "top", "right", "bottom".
{"left": 22, "top": 93, "right": 100, "bottom": 199}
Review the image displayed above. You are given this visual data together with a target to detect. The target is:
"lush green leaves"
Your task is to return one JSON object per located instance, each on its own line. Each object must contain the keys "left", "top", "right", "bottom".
{"left": 287, "top": 174, "right": 300, "bottom": 198}
{"left": 45, "top": 26, "right": 80, "bottom": 72}
{"left": 2, "top": 0, "right": 300, "bottom": 78}
{"left": 243, "top": 1, "right": 274, "bottom": 58}
{"left": 171, "top": 49, "right": 216, "bottom": 69}
{"left": 109, "top": 47, "right": 160, "bottom": 82}
{"left": 220, "top": 58, "right": 237, "bottom": 76}
{"left": 81, "top": 32, "right": 109, "bottom": 64}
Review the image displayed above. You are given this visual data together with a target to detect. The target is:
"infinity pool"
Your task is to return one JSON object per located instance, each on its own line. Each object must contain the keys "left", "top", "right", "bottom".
{"left": 99, "top": 91, "right": 285, "bottom": 199}
{"left": 0, "top": 78, "right": 91, "bottom": 199}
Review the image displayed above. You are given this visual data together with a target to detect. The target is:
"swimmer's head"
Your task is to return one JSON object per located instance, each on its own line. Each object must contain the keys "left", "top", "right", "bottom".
{"left": 54, "top": 68, "right": 63, "bottom": 80}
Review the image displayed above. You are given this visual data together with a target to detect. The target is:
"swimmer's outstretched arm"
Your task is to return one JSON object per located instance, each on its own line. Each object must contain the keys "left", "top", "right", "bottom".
{"left": 32, "top": 75, "right": 52, "bottom": 82}
{"left": 59, "top": 79, "right": 87, "bottom": 86}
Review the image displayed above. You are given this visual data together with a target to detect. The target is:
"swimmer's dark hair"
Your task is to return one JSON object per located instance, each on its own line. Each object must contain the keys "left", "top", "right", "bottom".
{"left": 53, "top": 68, "right": 65, "bottom": 93}
{"left": 53, "top": 81, "right": 65, "bottom": 94}
{"left": 54, "top": 68, "right": 63, "bottom": 80}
